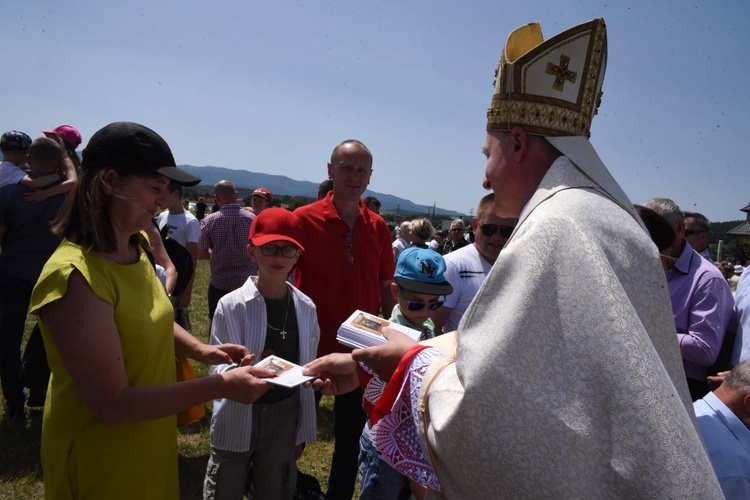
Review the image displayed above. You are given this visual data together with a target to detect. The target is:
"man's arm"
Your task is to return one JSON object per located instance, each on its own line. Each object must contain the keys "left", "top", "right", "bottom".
{"left": 197, "top": 223, "right": 211, "bottom": 260}
{"left": 677, "top": 277, "right": 734, "bottom": 366}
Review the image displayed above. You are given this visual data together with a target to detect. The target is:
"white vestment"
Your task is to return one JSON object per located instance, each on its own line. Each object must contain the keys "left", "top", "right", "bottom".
{"left": 412, "top": 157, "right": 721, "bottom": 498}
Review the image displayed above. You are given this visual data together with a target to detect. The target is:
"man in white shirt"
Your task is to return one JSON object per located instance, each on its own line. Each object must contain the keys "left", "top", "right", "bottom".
{"left": 392, "top": 221, "right": 412, "bottom": 260}
{"left": 156, "top": 182, "right": 201, "bottom": 329}
{"left": 433, "top": 193, "right": 516, "bottom": 334}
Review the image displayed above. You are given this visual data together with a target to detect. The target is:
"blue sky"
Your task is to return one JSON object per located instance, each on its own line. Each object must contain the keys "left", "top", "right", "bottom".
{"left": 6, "top": 1, "right": 749, "bottom": 221}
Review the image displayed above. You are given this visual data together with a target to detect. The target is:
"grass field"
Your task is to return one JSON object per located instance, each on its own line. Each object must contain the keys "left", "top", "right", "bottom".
{"left": 0, "top": 259, "right": 340, "bottom": 499}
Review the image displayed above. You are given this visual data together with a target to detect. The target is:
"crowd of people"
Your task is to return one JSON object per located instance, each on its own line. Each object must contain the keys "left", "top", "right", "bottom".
{"left": 3, "top": 16, "right": 750, "bottom": 500}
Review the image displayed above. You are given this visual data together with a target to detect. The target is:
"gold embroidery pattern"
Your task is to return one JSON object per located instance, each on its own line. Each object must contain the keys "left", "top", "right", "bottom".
{"left": 486, "top": 19, "right": 606, "bottom": 139}
{"left": 545, "top": 54, "right": 577, "bottom": 91}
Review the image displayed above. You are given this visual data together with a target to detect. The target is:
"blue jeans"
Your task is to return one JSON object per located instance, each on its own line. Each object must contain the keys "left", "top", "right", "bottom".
{"left": 358, "top": 422, "right": 412, "bottom": 500}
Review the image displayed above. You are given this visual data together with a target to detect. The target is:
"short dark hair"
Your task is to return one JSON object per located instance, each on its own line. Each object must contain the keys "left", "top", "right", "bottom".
{"left": 28, "top": 137, "right": 64, "bottom": 169}
{"left": 317, "top": 179, "right": 333, "bottom": 199}
{"left": 684, "top": 211, "right": 710, "bottom": 231}
{"left": 364, "top": 196, "right": 381, "bottom": 209}
{"left": 167, "top": 181, "right": 183, "bottom": 197}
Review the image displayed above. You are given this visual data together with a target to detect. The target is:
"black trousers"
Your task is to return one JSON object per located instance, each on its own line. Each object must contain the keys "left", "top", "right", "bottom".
{"left": 0, "top": 276, "right": 34, "bottom": 412}
{"left": 323, "top": 387, "right": 366, "bottom": 500}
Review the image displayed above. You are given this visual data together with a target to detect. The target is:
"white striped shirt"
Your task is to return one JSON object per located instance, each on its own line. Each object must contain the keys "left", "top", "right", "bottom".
{"left": 208, "top": 277, "right": 320, "bottom": 452}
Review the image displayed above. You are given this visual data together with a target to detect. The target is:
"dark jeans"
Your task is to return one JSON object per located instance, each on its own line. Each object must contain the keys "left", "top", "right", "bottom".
{"left": 325, "top": 388, "right": 366, "bottom": 500}
{"left": 0, "top": 276, "right": 34, "bottom": 412}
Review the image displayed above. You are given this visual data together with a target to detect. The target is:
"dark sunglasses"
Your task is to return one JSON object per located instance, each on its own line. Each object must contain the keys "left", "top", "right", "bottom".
{"left": 684, "top": 229, "right": 706, "bottom": 237}
{"left": 260, "top": 245, "right": 299, "bottom": 258}
{"left": 397, "top": 286, "right": 445, "bottom": 311}
{"left": 480, "top": 224, "right": 514, "bottom": 238}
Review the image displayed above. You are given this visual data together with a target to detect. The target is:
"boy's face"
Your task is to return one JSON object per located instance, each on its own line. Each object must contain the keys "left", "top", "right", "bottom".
{"left": 390, "top": 282, "right": 443, "bottom": 326}
{"left": 248, "top": 240, "right": 301, "bottom": 278}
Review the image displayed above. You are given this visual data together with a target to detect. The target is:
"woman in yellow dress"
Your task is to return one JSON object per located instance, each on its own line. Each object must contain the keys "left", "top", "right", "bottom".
{"left": 30, "top": 122, "right": 274, "bottom": 500}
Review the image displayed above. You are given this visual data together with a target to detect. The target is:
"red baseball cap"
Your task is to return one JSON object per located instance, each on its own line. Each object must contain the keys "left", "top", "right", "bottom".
{"left": 42, "top": 125, "right": 82, "bottom": 149}
{"left": 249, "top": 208, "right": 305, "bottom": 250}
{"left": 252, "top": 187, "right": 272, "bottom": 201}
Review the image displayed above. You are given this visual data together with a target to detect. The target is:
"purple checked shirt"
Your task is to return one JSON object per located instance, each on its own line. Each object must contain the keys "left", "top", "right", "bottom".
{"left": 198, "top": 204, "right": 257, "bottom": 291}
{"left": 666, "top": 241, "right": 734, "bottom": 381}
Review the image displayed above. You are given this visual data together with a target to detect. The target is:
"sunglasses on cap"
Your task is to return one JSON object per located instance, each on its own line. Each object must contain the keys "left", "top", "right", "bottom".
{"left": 397, "top": 286, "right": 445, "bottom": 311}
{"left": 259, "top": 245, "right": 299, "bottom": 258}
{"left": 480, "top": 224, "right": 514, "bottom": 238}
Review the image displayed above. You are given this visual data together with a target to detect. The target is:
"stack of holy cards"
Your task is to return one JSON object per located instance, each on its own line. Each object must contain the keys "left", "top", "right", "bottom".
{"left": 337, "top": 310, "right": 421, "bottom": 350}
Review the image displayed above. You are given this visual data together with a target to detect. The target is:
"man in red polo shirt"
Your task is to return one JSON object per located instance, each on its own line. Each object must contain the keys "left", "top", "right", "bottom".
{"left": 294, "top": 139, "right": 395, "bottom": 499}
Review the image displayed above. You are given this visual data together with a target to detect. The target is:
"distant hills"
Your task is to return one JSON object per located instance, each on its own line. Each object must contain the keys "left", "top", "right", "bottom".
{"left": 178, "top": 165, "right": 462, "bottom": 216}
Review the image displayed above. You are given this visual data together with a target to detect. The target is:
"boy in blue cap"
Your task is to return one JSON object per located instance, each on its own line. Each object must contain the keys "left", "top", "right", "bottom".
{"left": 358, "top": 246, "right": 453, "bottom": 499}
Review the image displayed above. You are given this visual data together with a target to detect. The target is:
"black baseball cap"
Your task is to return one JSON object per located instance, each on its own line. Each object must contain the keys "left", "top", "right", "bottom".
{"left": 82, "top": 122, "right": 201, "bottom": 186}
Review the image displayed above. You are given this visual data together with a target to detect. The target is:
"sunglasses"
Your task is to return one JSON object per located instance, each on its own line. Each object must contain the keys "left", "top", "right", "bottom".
{"left": 480, "top": 224, "right": 514, "bottom": 238}
{"left": 260, "top": 245, "right": 299, "bottom": 258}
{"left": 397, "top": 286, "right": 445, "bottom": 311}
{"left": 684, "top": 229, "right": 706, "bottom": 237}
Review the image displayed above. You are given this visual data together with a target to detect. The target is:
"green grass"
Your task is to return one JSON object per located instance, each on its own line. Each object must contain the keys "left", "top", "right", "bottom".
{"left": 0, "top": 259, "right": 339, "bottom": 499}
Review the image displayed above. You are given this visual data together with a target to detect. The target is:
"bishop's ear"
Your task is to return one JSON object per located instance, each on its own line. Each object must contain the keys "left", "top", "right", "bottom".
{"left": 509, "top": 126, "right": 528, "bottom": 161}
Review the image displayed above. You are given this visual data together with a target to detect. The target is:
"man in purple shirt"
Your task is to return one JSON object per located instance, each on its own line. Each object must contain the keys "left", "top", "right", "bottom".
{"left": 643, "top": 198, "right": 734, "bottom": 400}
{"left": 198, "top": 180, "right": 257, "bottom": 334}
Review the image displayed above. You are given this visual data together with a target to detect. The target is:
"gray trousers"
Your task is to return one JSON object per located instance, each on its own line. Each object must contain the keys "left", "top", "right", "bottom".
{"left": 203, "top": 393, "right": 299, "bottom": 500}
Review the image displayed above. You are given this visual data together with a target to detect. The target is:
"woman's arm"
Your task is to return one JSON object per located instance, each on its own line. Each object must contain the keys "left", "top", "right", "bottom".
{"left": 23, "top": 157, "right": 78, "bottom": 202}
{"left": 19, "top": 172, "right": 60, "bottom": 189}
{"left": 143, "top": 222, "right": 177, "bottom": 294}
{"left": 40, "top": 270, "right": 271, "bottom": 426}
{"left": 174, "top": 321, "right": 248, "bottom": 364}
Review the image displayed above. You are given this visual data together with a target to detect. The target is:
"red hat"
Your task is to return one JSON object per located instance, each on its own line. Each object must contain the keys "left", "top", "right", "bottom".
{"left": 42, "top": 125, "right": 82, "bottom": 149}
{"left": 249, "top": 208, "right": 305, "bottom": 250}
{"left": 252, "top": 187, "right": 272, "bottom": 201}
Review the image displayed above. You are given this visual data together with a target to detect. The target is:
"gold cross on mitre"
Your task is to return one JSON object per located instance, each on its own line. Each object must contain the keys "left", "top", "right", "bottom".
{"left": 545, "top": 54, "right": 577, "bottom": 91}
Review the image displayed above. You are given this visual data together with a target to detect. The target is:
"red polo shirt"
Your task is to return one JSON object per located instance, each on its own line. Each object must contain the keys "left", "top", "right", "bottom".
{"left": 294, "top": 193, "right": 395, "bottom": 356}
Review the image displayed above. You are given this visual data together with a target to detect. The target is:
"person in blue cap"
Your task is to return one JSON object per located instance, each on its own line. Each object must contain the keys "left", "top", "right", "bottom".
{"left": 358, "top": 246, "right": 452, "bottom": 499}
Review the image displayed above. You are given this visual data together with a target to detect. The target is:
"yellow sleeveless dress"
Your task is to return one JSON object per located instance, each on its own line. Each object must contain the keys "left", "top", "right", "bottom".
{"left": 30, "top": 239, "right": 178, "bottom": 500}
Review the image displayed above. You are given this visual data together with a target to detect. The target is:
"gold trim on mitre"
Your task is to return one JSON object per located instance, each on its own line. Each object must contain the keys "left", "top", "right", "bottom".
{"left": 487, "top": 18, "right": 607, "bottom": 138}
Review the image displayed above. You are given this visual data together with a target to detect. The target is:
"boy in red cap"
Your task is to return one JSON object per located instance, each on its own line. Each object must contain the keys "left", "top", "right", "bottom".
{"left": 204, "top": 208, "right": 320, "bottom": 500}
{"left": 251, "top": 187, "right": 272, "bottom": 215}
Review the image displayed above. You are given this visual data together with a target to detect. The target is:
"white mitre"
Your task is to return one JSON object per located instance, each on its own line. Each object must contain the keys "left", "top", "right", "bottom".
{"left": 487, "top": 18, "right": 639, "bottom": 222}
